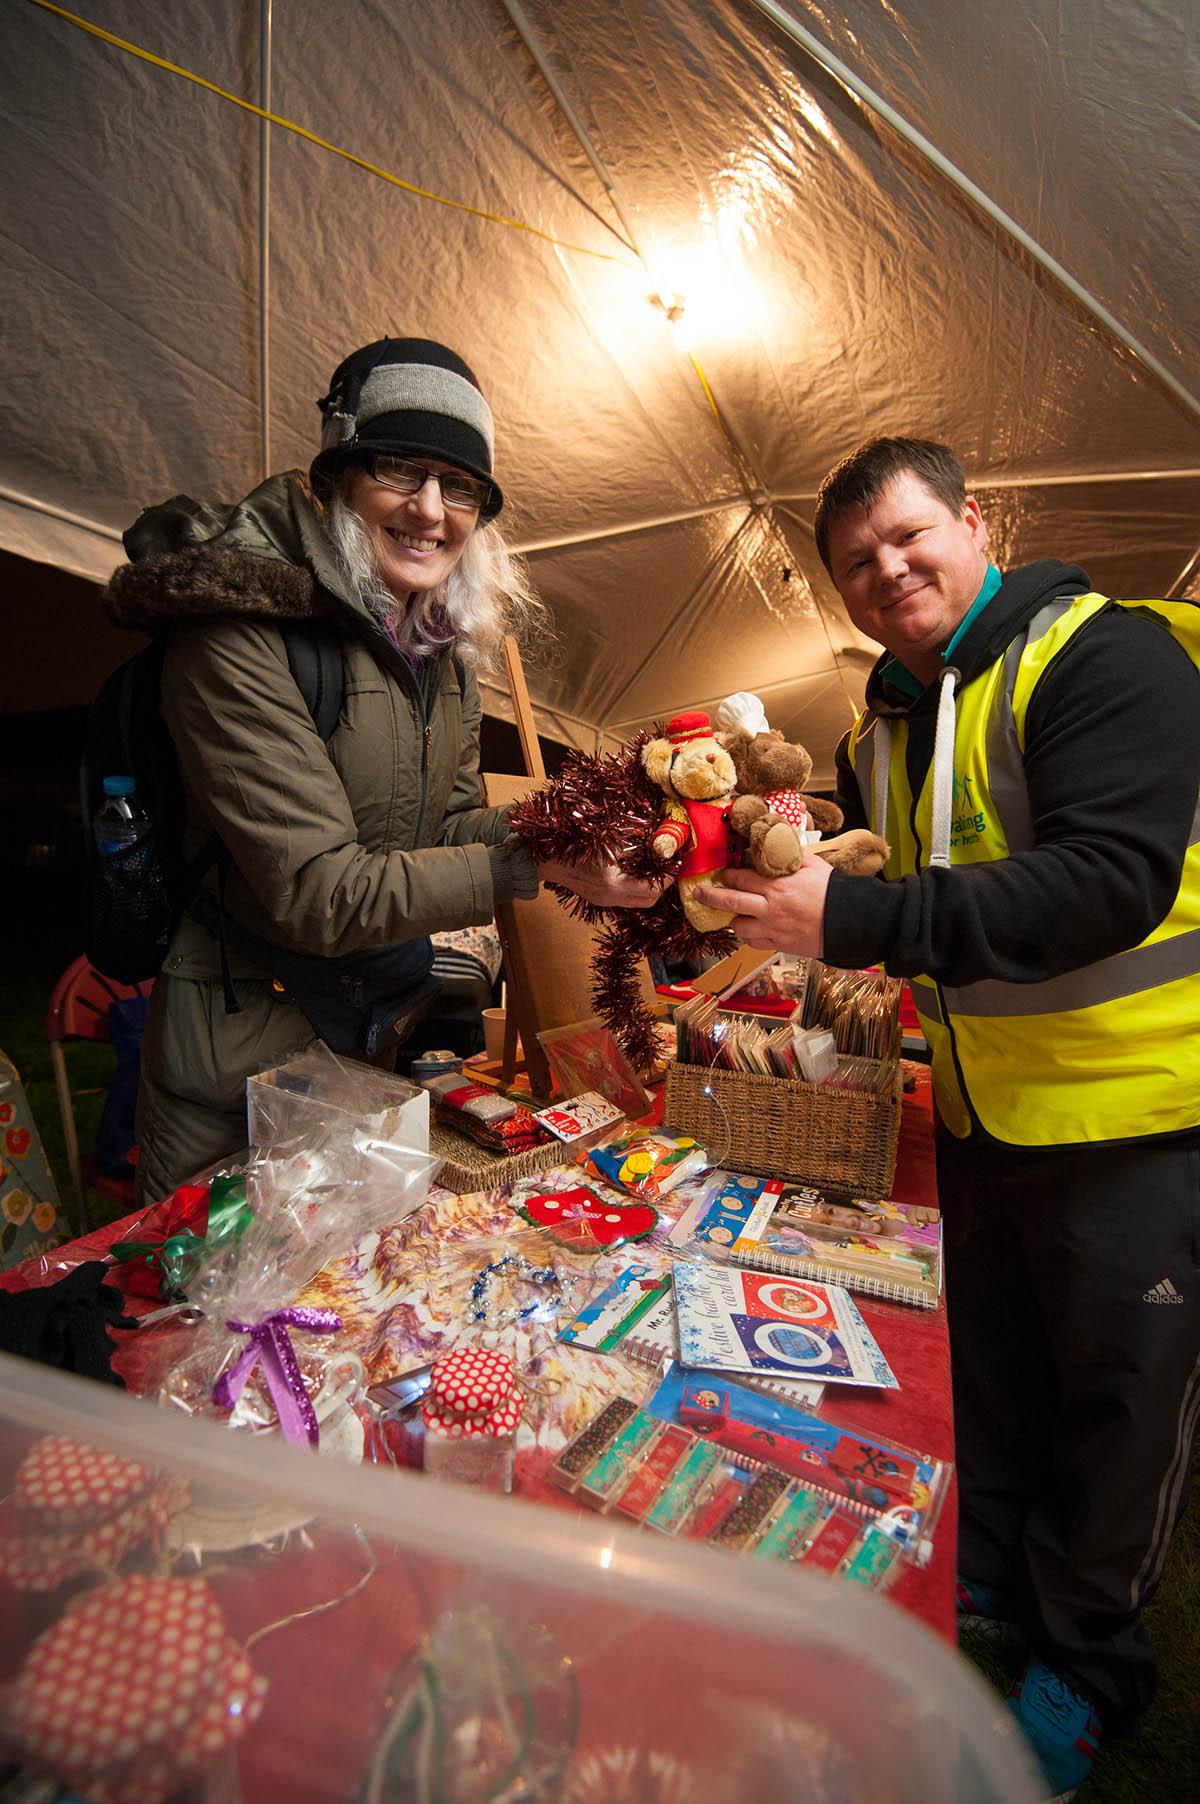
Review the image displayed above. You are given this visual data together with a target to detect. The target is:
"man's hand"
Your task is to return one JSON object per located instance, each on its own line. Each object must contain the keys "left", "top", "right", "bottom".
{"left": 692, "top": 851, "right": 833, "bottom": 955}
{"left": 536, "top": 857, "right": 667, "bottom": 909}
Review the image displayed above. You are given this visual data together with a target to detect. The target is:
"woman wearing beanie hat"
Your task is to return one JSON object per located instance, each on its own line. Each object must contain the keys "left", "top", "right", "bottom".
{"left": 103, "top": 336, "right": 657, "bottom": 1202}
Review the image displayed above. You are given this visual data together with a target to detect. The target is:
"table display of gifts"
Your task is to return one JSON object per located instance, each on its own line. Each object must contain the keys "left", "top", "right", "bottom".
{"left": 422, "top": 1070, "right": 552, "bottom": 1156}
{"left": 0, "top": 951, "right": 957, "bottom": 1804}
{"left": 103, "top": 984, "right": 937, "bottom": 1520}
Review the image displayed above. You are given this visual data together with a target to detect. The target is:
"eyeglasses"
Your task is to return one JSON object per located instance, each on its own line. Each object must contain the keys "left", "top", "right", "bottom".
{"left": 365, "top": 453, "right": 491, "bottom": 512}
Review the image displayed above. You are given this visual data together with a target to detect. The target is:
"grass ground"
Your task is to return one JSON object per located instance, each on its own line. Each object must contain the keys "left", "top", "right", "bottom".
{"left": 2, "top": 853, "right": 1198, "bottom": 1798}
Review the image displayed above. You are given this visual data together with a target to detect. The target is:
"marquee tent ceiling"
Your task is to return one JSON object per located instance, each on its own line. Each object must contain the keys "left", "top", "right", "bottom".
{"left": 3, "top": 0, "right": 1198, "bottom": 780}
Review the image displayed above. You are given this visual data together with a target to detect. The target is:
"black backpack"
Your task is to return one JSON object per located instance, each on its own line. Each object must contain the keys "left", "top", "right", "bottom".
{"left": 82, "top": 623, "right": 345, "bottom": 983}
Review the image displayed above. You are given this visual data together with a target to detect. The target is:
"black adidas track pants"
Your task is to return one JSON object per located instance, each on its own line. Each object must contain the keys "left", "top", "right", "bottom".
{"left": 938, "top": 1123, "right": 1200, "bottom": 1725}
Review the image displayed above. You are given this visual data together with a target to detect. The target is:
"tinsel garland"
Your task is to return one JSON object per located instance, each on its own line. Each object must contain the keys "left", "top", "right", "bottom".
{"left": 508, "top": 732, "right": 736, "bottom": 1071}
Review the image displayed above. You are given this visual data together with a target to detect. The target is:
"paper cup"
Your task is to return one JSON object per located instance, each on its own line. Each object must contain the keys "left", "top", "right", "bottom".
{"left": 482, "top": 1007, "right": 521, "bottom": 1062}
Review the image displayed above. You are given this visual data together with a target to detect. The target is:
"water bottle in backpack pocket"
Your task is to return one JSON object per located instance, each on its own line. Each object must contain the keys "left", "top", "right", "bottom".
{"left": 95, "top": 776, "right": 151, "bottom": 857}
{"left": 81, "top": 626, "right": 346, "bottom": 986}
{"left": 87, "top": 773, "right": 175, "bottom": 984}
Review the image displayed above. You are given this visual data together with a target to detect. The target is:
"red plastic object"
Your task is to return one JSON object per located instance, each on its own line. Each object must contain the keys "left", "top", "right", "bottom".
{"left": 46, "top": 956, "right": 155, "bottom": 1232}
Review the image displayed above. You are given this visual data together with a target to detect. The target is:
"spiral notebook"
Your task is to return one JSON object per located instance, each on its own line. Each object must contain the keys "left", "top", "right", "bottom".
{"left": 673, "top": 1174, "right": 942, "bottom": 1310}
{"left": 732, "top": 1200, "right": 942, "bottom": 1309}
{"left": 673, "top": 1262, "right": 898, "bottom": 1389}
{"left": 559, "top": 1264, "right": 824, "bottom": 1407}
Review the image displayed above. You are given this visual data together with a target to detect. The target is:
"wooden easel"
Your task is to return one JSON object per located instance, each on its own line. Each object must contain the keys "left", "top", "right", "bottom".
{"left": 480, "top": 636, "right": 656, "bottom": 1100}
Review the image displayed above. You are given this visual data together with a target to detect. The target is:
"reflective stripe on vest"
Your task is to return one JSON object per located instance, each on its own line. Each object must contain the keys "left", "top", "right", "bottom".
{"left": 848, "top": 594, "right": 1200, "bottom": 1144}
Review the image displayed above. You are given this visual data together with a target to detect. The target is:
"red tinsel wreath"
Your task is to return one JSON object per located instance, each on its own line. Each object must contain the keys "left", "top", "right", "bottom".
{"left": 508, "top": 732, "right": 736, "bottom": 1073}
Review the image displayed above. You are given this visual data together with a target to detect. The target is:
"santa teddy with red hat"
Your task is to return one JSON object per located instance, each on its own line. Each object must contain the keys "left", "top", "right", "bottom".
{"left": 641, "top": 710, "right": 739, "bottom": 933}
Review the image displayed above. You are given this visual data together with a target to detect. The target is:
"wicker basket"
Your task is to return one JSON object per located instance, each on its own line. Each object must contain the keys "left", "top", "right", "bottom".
{"left": 428, "top": 1119, "right": 559, "bottom": 1195}
{"left": 662, "top": 1059, "right": 902, "bottom": 1197}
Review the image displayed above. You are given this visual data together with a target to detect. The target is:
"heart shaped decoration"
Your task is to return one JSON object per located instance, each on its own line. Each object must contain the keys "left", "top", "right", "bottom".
{"left": 518, "top": 1186, "right": 658, "bottom": 1250}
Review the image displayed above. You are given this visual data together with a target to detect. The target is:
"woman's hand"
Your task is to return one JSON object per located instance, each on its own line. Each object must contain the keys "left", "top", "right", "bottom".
{"left": 536, "top": 858, "right": 667, "bottom": 909}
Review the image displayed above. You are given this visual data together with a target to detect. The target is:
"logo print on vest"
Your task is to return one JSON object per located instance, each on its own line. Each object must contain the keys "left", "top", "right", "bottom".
{"left": 950, "top": 771, "right": 987, "bottom": 846}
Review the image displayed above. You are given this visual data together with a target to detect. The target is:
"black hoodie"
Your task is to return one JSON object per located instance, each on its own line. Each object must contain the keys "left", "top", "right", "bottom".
{"left": 825, "top": 559, "right": 1200, "bottom": 986}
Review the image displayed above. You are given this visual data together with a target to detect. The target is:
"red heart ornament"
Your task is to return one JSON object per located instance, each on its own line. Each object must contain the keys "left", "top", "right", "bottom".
{"left": 518, "top": 1186, "right": 658, "bottom": 1250}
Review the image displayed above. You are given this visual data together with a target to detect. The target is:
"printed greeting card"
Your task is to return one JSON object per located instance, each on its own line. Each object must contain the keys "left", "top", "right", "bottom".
{"left": 672, "top": 1263, "right": 897, "bottom": 1389}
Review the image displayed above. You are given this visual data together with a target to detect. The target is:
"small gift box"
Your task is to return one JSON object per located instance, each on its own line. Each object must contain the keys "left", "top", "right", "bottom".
{"left": 0, "top": 1437, "right": 183, "bottom": 1591}
{"left": 247, "top": 1042, "right": 430, "bottom": 1164}
{"left": 9, "top": 1574, "right": 266, "bottom": 1804}
{"left": 161, "top": 1109, "right": 436, "bottom": 1447}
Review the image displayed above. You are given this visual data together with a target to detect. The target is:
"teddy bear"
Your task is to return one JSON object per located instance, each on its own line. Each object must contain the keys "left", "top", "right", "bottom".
{"left": 507, "top": 724, "right": 739, "bottom": 1075}
{"left": 641, "top": 711, "right": 738, "bottom": 932}
{"left": 716, "top": 692, "right": 889, "bottom": 879}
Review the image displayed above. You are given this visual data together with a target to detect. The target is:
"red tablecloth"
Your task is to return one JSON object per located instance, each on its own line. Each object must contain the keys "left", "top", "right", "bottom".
{"left": 820, "top": 1068, "right": 955, "bottom": 1638}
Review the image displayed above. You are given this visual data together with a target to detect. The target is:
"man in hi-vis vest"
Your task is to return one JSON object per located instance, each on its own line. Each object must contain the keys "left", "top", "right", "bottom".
{"left": 695, "top": 437, "right": 1200, "bottom": 1797}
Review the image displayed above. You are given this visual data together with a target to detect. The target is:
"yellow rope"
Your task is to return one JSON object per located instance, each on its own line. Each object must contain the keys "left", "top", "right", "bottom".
{"left": 687, "top": 351, "right": 724, "bottom": 430}
{"left": 28, "top": 1, "right": 785, "bottom": 569}
{"left": 28, "top": 0, "right": 634, "bottom": 267}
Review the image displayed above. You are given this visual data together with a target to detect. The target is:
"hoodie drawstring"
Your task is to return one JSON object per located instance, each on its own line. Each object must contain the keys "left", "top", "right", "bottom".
{"left": 872, "top": 717, "right": 892, "bottom": 843}
{"left": 868, "top": 665, "right": 959, "bottom": 870}
{"left": 927, "top": 666, "right": 960, "bottom": 869}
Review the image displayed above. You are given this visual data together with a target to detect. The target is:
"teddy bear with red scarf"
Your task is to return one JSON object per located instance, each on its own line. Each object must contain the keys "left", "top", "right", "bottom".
{"left": 640, "top": 701, "right": 888, "bottom": 932}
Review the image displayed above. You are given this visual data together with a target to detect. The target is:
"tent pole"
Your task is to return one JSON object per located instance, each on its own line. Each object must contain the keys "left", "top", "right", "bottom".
{"left": 258, "top": 0, "right": 273, "bottom": 482}
{"left": 773, "top": 467, "right": 1200, "bottom": 503}
{"left": 512, "top": 498, "right": 746, "bottom": 556}
{"left": 0, "top": 486, "right": 123, "bottom": 542}
{"left": 473, "top": 677, "right": 618, "bottom": 752}
{"left": 746, "top": 0, "right": 1200, "bottom": 430}
{"left": 1165, "top": 546, "right": 1200, "bottom": 602}
{"left": 605, "top": 511, "right": 761, "bottom": 719}
{"left": 497, "top": 0, "right": 767, "bottom": 505}
{"left": 604, "top": 662, "right": 850, "bottom": 734}
{"left": 498, "top": 0, "right": 638, "bottom": 255}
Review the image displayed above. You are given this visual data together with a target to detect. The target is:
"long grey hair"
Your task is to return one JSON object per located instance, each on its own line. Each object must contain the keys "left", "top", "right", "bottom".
{"left": 325, "top": 473, "right": 544, "bottom": 667}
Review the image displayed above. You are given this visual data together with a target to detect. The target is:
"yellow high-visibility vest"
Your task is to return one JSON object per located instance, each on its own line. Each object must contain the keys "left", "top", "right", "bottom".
{"left": 847, "top": 594, "right": 1200, "bottom": 1144}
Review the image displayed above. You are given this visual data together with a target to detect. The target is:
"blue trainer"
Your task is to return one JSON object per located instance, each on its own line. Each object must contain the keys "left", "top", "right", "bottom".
{"left": 956, "top": 1574, "right": 1014, "bottom": 1619}
{"left": 956, "top": 1574, "right": 1027, "bottom": 1657}
{"left": 1006, "top": 1655, "right": 1102, "bottom": 1797}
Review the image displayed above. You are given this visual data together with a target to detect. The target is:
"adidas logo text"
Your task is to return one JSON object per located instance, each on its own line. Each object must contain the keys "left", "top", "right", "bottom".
{"left": 1143, "top": 1278, "right": 1185, "bottom": 1305}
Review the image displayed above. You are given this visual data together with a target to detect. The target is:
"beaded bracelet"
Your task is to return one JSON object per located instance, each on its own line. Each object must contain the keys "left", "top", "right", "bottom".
{"left": 469, "top": 1254, "right": 566, "bottom": 1328}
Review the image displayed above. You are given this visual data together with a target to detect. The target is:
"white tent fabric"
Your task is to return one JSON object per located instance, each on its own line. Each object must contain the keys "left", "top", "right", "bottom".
{"left": 3, "top": 0, "right": 1198, "bottom": 779}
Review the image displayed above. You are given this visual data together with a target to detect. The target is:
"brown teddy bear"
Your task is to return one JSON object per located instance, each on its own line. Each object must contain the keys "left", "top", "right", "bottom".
{"left": 716, "top": 692, "right": 889, "bottom": 879}
{"left": 507, "top": 724, "right": 739, "bottom": 1074}
{"left": 641, "top": 711, "right": 738, "bottom": 932}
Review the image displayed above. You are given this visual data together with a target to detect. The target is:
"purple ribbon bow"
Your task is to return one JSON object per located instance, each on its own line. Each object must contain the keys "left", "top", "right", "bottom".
{"left": 212, "top": 1307, "right": 343, "bottom": 1447}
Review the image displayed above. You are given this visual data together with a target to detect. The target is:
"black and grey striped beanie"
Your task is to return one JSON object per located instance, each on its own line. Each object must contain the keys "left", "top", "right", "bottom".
{"left": 311, "top": 337, "right": 503, "bottom": 517}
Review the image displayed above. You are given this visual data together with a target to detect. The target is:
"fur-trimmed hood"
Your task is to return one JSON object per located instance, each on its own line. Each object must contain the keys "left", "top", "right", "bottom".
{"left": 104, "top": 471, "right": 348, "bottom": 632}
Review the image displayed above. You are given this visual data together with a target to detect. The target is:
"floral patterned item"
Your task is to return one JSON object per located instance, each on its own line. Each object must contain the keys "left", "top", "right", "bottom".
{"left": 0, "top": 1050, "right": 71, "bottom": 1269}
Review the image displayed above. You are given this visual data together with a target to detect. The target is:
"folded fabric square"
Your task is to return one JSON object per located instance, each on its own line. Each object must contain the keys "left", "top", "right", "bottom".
{"left": 0, "top": 1436, "right": 183, "bottom": 1590}
{"left": 10, "top": 1574, "right": 267, "bottom": 1804}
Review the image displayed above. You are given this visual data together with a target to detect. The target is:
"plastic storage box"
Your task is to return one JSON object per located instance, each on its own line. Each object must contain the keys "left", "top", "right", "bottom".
{"left": 0, "top": 1351, "right": 1039, "bottom": 1803}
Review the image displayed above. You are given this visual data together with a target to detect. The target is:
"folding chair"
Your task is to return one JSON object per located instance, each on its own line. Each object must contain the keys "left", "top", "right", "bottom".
{"left": 47, "top": 956, "right": 154, "bottom": 1234}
